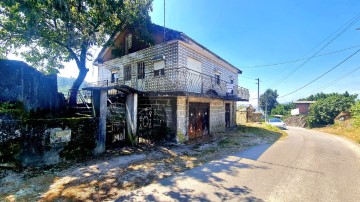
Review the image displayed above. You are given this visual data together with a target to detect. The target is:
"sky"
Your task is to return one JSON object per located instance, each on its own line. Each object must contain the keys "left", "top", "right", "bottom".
{"left": 150, "top": 0, "right": 360, "bottom": 106}
{"left": 8, "top": 0, "right": 360, "bottom": 108}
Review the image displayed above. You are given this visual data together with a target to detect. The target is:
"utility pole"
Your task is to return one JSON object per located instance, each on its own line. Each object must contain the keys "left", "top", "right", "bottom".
{"left": 265, "top": 98, "right": 268, "bottom": 122}
{"left": 256, "top": 78, "right": 260, "bottom": 111}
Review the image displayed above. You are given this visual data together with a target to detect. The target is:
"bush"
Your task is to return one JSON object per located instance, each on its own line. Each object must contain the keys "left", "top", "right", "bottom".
{"left": 307, "top": 95, "right": 355, "bottom": 128}
{"left": 350, "top": 101, "right": 360, "bottom": 127}
{"left": 350, "top": 101, "right": 360, "bottom": 117}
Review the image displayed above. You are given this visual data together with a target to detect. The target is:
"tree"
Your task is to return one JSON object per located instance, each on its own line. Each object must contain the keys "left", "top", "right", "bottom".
{"left": 299, "top": 91, "right": 357, "bottom": 101}
{"left": 260, "top": 89, "right": 278, "bottom": 114}
{"left": 271, "top": 102, "right": 295, "bottom": 117}
{"left": 0, "top": 0, "right": 153, "bottom": 106}
{"left": 307, "top": 94, "right": 355, "bottom": 128}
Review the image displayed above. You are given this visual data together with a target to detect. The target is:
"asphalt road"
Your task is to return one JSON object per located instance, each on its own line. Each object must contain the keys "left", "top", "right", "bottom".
{"left": 116, "top": 127, "right": 360, "bottom": 202}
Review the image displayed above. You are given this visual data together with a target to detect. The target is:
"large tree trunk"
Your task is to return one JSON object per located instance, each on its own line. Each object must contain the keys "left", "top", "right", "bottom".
{"left": 68, "top": 65, "right": 89, "bottom": 107}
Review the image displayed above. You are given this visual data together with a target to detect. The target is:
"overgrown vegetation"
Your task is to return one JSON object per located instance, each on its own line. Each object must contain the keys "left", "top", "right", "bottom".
{"left": 315, "top": 119, "right": 360, "bottom": 144}
{"left": 0, "top": 101, "right": 25, "bottom": 118}
{"left": 271, "top": 102, "right": 295, "bottom": 118}
{"left": 306, "top": 93, "right": 357, "bottom": 128}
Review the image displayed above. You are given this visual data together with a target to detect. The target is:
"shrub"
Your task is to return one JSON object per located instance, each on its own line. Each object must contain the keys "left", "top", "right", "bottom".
{"left": 307, "top": 95, "right": 355, "bottom": 128}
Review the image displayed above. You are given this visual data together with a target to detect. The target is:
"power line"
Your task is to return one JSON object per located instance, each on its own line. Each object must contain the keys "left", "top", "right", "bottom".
{"left": 308, "top": 65, "right": 360, "bottom": 95}
{"left": 240, "top": 44, "right": 360, "bottom": 68}
{"left": 270, "top": 12, "right": 360, "bottom": 89}
{"left": 279, "top": 48, "right": 360, "bottom": 98}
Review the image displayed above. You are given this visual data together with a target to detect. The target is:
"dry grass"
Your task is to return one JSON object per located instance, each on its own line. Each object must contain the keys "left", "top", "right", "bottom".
{"left": 314, "top": 119, "right": 360, "bottom": 144}
{"left": 0, "top": 123, "right": 287, "bottom": 201}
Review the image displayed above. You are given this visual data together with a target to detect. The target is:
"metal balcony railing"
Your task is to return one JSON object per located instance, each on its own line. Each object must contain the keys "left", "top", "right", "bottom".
{"left": 85, "top": 67, "right": 250, "bottom": 100}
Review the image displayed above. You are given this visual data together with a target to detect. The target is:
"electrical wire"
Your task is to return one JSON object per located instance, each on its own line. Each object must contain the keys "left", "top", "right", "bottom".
{"left": 240, "top": 44, "right": 360, "bottom": 68}
{"left": 279, "top": 48, "right": 360, "bottom": 98}
{"left": 308, "top": 65, "right": 360, "bottom": 95}
{"left": 270, "top": 12, "right": 360, "bottom": 89}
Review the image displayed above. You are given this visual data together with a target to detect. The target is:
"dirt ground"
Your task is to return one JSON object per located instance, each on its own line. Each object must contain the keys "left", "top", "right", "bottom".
{"left": 0, "top": 124, "right": 284, "bottom": 202}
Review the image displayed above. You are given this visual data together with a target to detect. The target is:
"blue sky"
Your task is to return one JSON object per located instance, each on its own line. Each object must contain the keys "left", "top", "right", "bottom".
{"left": 10, "top": 0, "right": 359, "bottom": 106}
{"left": 150, "top": 0, "right": 360, "bottom": 105}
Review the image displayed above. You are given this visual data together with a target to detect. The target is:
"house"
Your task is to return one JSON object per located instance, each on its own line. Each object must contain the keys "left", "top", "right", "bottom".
{"left": 0, "top": 60, "right": 62, "bottom": 111}
{"left": 85, "top": 24, "right": 249, "bottom": 151}
{"left": 292, "top": 101, "right": 316, "bottom": 115}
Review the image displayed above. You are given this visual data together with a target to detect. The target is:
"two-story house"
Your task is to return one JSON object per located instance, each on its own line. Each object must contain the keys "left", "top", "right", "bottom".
{"left": 86, "top": 24, "right": 249, "bottom": 149}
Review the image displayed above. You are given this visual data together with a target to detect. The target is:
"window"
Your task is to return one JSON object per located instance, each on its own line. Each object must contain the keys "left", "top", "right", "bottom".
{"left": 124, "top": 65, "right": 131, "bottom": 81}
{"left": 216, "top": 74, "right": 220, "bottom": 85}
{"left": 137, "top": 62, "right": 145, "bottom": 79}
{"left": 187, "top": 57, "right": 202, "bottom": 74}
{"left": 154, "top": 60, "right": 165, "bottom": 76}
{"left": 125, "top": 34, "right": 132, "bottom": 54}
{"left": 111, "top": 72, "right": 118, "bottom": 83}
{"left": 230, "top": 79, "right": 234, "bottom": 84}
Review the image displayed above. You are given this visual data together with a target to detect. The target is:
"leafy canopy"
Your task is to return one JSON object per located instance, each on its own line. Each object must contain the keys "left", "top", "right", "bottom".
{"left": 0, "top": 0, "right": 153, "bottom": 71}
{"left": 299, "top": 91, "right": 357, "bottom": 101}
{"left": 271, "top": 103, "right": 295, "bottom": 117}
{"left": 260, "top": 89, "right": 279, "bottom": 114}
{"left": 307, "top": 94, "right": 356, "bottom": 128}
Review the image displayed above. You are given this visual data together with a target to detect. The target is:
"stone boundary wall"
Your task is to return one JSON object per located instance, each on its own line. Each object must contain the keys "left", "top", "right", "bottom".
{"left": 177, "top": 96, "right": 236, "bottom": 141}
{"left": 0, "top": 60, "right": 61, "bottom": 111}
{"left": 0, "top": 117, "right": 99, "bottom": 167}
{"left": 138, "top": 96, "right": 177, "bottom": 132}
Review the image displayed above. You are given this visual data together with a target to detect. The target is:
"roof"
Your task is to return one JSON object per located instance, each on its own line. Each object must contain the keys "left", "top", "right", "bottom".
{"left": 94, "top": 24, "right": 242, "bottom": 74}
{"left": 293, "top": 101, "right": 316, "bottom": 104}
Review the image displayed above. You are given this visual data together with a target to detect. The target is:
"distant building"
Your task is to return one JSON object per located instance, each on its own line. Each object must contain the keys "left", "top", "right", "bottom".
{"left": 293, "top": 101, "right": 316, "bottom": 115}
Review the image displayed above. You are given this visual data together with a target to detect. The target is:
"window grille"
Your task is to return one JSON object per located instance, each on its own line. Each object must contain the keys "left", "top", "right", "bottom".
{"left": 124, "top": 65, "right": 131, "bottom": 81}
{"left": 137, "top": 62, "right": 145, "bottom": 79}
{"left": 216, "top": 74, "right": 220, "bottom": 85}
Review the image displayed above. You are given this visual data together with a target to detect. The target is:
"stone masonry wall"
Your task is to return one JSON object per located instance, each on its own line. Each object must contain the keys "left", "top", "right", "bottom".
{"left": 177, "top": 97, "right": 236, "bottom": 141}
{"left": 138, "top": 96, "right": 177, "bottom": 132}
{"left": 176, "top": 97, "right": 187, "bottom": 142}
{"left": 0, "top": 60, "right": 60, "bottom": 111}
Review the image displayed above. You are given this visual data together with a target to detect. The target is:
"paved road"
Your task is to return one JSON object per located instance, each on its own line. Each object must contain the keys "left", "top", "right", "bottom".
{"left": 116, "top": 127, "right": 360, "bottom": 202}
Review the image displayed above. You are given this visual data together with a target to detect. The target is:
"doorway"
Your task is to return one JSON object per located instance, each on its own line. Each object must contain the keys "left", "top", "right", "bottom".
{"left": 188, "top": 102, "right": 210, "bottom": 139}
{"left": 225, "top": 103, "right": 230, "bottom": 127}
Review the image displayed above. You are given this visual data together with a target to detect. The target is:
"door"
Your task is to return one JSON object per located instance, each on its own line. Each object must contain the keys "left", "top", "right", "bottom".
{"left": 188, "top": 102, "right": 210, "bottom": 139}
{"left": 225, "top": 103, "right": 230, "bottom": 127}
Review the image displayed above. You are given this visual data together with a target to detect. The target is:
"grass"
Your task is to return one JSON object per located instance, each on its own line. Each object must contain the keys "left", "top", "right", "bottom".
{"left": 314, "top": 118, "right": 360, "bottom": 144}
{"left": 0, "top": 123, "right": 287, "bottom": 201}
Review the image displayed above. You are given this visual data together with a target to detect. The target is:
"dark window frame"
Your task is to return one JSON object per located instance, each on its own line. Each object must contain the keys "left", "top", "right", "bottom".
{"left": 124, "top": 65, "right": 132, "bottom": 81}
{"left": 216, "top": 74, "right": 220, "bottom": 85}
{"left": 137, "top": 62, "right": 145, "bottom": 79}
{"left": 154, "top": 69, "right": 165, "bottom": 77}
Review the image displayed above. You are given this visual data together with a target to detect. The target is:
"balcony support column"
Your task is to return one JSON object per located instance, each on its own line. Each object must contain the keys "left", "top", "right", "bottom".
{"left": 92, "top": 89, "right": 108, "bottom": 155}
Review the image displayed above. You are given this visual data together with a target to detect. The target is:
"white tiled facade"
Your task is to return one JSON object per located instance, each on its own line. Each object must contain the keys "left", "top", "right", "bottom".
{"left": 97, "top": 39, "right": 246, "bottom": 141}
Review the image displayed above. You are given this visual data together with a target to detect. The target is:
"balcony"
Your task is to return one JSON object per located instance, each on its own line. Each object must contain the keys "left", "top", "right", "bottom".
{"left": 85, "top": 68, "right": 250, "bottom": 101}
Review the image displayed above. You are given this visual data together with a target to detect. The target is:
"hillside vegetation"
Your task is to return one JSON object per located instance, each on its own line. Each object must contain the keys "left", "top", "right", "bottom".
{"left": 315, "top": 118, "right": 360, "bottom": 143}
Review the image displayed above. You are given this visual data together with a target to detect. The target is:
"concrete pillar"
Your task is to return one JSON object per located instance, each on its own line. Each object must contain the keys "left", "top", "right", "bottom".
{"left": 92, "top": 90, "right": 107, "bottom": 154}
{"left": 126, "top": 93, "right": 138, "bottom": 145}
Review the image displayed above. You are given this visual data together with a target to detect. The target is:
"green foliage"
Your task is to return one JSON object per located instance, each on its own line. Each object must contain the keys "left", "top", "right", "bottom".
{"left": 350, "top": 101, "right": 360, "bottom": 117}
{"left": 260, "top": 89, "right": 279, "bottom": 115}
{"left": 0, "top": 0, "right": 153, "bottom": 105}
{"left": 300, "top": 91, "right": 358, "bottom": 101}
{"left": 0, "top": 101, "right": 26, "bottom": 118}
{"left": 271, "top": 103, "right": 295, "bottom": 118}
{"left": 307, "top": 95, "right": 355, "bottom": 128}
{"left": 350, "top": 101, "right": 360, "bottom": 127}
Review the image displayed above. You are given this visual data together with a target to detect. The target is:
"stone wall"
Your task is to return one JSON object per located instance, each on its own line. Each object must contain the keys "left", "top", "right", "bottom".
{"left": 0, "top": 117, "right": 99, "bottom": 167}
{"left": 0, "top": 60, "right": 61, "bottom": 111}
{"left": 176, "top": 97, "right": 236, "bottom": 141}
{"left": 176, "top": 97, "right": 187, "bottom": 142}
{"left": 138, "top": 96, "right": 177, "bottom": 131}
